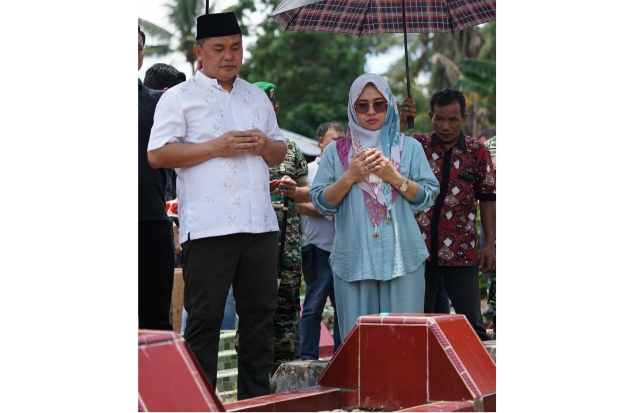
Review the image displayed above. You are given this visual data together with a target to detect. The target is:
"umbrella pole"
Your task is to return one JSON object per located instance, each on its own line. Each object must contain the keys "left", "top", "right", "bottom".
{"left": 401, "top": 0, "right": 414, "bottom": 129}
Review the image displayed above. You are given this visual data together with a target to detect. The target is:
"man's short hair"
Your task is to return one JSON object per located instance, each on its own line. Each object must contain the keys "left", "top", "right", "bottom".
{"left": 430, "top": 88, "right": 466, "bottom": 116}
{"left": 143, "top": 63, "right": 186, "bottom": 90}
{"left": 317, "top": 122, "right": 345, "bottom": 139}
{"left": 139, "top": 25, "right": 145, "bottom": 44}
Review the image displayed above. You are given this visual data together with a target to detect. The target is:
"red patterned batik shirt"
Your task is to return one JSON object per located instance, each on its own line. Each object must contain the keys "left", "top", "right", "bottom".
{"left": 411, "top": 133, "right": 496, "bottom": 267}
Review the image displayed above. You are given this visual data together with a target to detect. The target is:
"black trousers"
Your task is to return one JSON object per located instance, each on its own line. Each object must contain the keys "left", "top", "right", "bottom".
{"left": 424, "top": 263, "right": 488, "bottom": 341}
{"left": 182, "top": 232, "right": 278, "bottom": 400}
{"left": 138, "top": 220, "right": 174, "bottom": 330}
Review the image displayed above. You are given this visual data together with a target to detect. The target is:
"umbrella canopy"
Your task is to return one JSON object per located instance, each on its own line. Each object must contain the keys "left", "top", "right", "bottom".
{"left": 271, "top": 0, "right": 496, "bottom": 35}
{"left": 271, "top": 0, "right": 496, "bottom": 127}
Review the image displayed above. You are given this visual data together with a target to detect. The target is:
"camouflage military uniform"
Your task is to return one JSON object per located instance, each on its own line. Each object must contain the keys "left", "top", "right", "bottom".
{"left": 269, "top": 138, "right": 309, "bottom": 363}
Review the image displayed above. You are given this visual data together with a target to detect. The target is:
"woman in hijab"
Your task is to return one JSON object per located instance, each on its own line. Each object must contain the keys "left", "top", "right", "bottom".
{"left": 309, "top": 73, "right": 440, "bottom": 339}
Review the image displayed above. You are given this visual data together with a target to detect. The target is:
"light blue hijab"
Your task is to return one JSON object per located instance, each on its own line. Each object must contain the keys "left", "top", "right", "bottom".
{"left": 346, "top": 73, "right": 404, "bottom": 211}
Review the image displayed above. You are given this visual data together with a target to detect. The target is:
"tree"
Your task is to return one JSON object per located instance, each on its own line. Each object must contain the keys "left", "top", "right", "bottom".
{"left": 138, "top": 18, "right": 173, "bottom": 57}
{"left": 241, "top": 31, "right": 369, "bottom": 138}
{"left": 455, "top": 58, "right": 496, "bottom": 132}
{"left": 384, "top": 23, "right": 496, "bottom": 136}
{"left": 235, "top": 1, "right": 382, "bottom": 138}
{"left": 139, "top": 0, "right": 215, "bottom": 73}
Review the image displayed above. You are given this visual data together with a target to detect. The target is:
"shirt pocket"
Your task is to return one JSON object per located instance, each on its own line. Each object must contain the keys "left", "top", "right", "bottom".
{"left": 458, "top": 169, "right": 475, "bottom": 183}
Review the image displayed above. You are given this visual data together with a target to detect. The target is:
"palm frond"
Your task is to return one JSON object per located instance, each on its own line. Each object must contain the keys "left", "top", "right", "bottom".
{"left": 138, "top": 18, "right": 173, "bottom": 43}
{"left": 166, "top": 0, "right": 205, "bottom": 34}
{"left": 459, "top": 59, "right": 496, "bottom": 81}
{"left": 145, "top": 44, "right": 173, "bottom": 57}
{"left": 459, "top": 71, "right": 490, "bottom": 87}
{"left": 431, "top": 53, "right": 462, "bottom": 83}
{"left": 479, "top": 22, "right": 496, "bottom": 60}
{"left": 454, "top": 78, "right": 492, "bottom": 97}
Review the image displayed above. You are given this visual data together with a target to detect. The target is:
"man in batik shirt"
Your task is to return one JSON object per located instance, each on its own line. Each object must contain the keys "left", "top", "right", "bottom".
{"left": 399, "top": 88, "right": 496, "bottom": 342}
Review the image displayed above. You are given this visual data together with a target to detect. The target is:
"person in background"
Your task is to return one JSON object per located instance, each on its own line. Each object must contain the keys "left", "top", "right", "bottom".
{"left": 485, "top": 135, "right": 496, "bottom": 335}
{"left": 144, "top": 62, "right": 187, "bottom": 92}
{"left": 476, "top": 128, "right": 496, "bottom": 317}
{"left": 172, "top": 224, "right": 183, "bottom": 268}
{"left": 138, "top": 25, "right": 174, "bottom": 330}
{"left": 143, "top": 63, "right": 187, "bottom": 269}
{"left": 147, "top": 12, "right": 287, "bottom": 399}
{"left": 254, "top": 81, "right": 311, "bottom": 372}
{"left": 297, "top": 121, "right": 345, "bottom": 360}
{"left": 310, "top": 73, "right": 439, "bottom": 339}
{"left": 477, "top": 128, "right": 496, "bottom": 145}
{"left": 399, "top": 89, "right": 496, "bottom": 342}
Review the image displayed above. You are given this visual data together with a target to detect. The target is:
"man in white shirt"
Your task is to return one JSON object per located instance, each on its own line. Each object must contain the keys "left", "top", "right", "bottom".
{"left": 147, "top": 11, "right": 286, "bottom": 400}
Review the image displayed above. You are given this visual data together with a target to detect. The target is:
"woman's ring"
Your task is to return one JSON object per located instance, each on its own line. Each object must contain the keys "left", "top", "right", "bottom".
{"left": 365, "top": 166, "right": 369, "bottom": 171}
{"left": 404, "top": 106, "right": 408, "bottom": 111}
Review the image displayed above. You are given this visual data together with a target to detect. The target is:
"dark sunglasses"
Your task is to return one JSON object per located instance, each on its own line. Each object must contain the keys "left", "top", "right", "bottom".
{"left": 354, "top": 101, "right": 388, "bottom": 114}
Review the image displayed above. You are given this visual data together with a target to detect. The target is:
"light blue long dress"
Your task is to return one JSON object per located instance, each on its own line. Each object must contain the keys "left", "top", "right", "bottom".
{"left": 310, "top": 137, "right": 439, "bottom": 339}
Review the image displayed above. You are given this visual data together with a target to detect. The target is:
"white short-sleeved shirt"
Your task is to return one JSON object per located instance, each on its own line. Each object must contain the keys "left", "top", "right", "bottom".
{"left": 148, "top": 71, "right": 285, "bottom": 244}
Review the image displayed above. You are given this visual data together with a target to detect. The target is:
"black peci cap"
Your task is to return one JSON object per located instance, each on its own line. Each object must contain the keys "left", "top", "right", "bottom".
{"left": 196, "top": 12, "right": 241, "bottom": 40}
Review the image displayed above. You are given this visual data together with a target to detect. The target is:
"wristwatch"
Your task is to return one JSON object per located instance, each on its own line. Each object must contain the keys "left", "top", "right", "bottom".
{"left": 398, "top": 178, "right": 409, "bottom": 193}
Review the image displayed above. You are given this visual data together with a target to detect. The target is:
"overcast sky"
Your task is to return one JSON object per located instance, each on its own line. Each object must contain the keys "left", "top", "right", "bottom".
{"left": 137, "top": 0, "right": 401, "bottom": 81}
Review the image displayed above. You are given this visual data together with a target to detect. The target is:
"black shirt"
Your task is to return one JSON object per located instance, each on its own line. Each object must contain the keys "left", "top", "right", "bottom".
{"left": 138, "top": 79, "right": 167, "bottom": 221}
